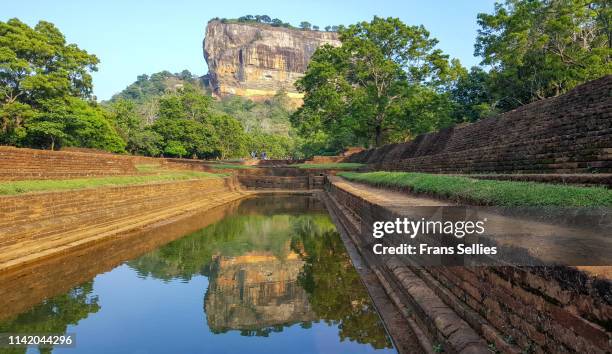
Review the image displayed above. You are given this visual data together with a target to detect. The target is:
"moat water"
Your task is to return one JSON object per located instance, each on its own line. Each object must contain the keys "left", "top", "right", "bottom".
{"left": 0, "top": 195, "right": 396, "bottom": 354}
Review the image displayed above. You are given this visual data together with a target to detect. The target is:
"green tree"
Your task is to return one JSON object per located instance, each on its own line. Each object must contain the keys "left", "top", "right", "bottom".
{"left": 247, "top": 132, "right": 296, "bottom": 158}
{"left": 293, "top": 17, "right": 461, "bottom": 149}
{"left": 0, "top": 18, "right": 125, "bottom": 152}
{"left": 25, "top": 120, "right": 66, "bottom": 151}
{"left": 25, "top": 97, "right": 125, "bottom": 152}
{"left": 0, "top": 101, "right": 32, "bottom": 145}
{"left": 299, "top": 21, "right": 312, "bottom": 30}
{"left": 210, "top": 114, "right": 248, "bottom": 158}
{"left": 110, "top": 99, "right": 162, "bottom": 155}
{"left": 475, "top": 0, "right": 612, "bottom": 110}
{"left": 153, "top": 85, "right": 217, "bottom": 158}
{"left": 0, "top": 19, "right": 98, "bottom": 106}
{"left": 449, "top": 66, "right": 498, "bottom": 122}
{"left": 163, "top": 140, "right": 188, "bottom": 158}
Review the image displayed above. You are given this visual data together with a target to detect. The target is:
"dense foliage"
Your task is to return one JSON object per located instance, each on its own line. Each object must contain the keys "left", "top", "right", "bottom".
{"left": 210, "top": 15, "right": 338, "bottom": 32}
{"left": 475, "top": 0, "right": 611, "bottom": 110}
{"left": 292, "top": 16, "right": 463, "bottom": 150}
{"left": 292, "top": 3, "right": 611, "bottom": 151}
{"left": 211, "top": 90, "right": 294, "bottom": 136}
{"left": 0, "top": 18, "right": 125, "bottom": 151}
{"left": 108, "top": 73, "right": 299, "bottom": 158}
{"left": 2, "top": 2, "right": 610, "bottom": 158}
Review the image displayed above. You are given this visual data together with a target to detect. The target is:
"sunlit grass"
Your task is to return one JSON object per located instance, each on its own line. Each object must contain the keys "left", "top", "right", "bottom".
{"left": 0, "top": 171, "right": 227, "bottom": 196}
{"left": 338, "top": 171, "right": 612, "bottom": 207}
{"left": 135, "top": 163, "right": 164, "bottom": 173}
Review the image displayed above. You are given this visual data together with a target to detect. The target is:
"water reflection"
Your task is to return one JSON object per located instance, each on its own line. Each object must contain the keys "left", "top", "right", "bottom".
{"left": 0, "top": 282, "right": 99, "bottom": 354}
{"left": 0, "top": 195, "right": 395, "bottom": 353}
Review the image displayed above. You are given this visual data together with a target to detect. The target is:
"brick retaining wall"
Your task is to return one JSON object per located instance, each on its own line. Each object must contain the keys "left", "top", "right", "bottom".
{"left": 0, "top": 177, "right": 248, "bottom": 271}
{"left": 347, "top": 76, "right": 612, "bottom": 174}
{"left": 325, "top": 177, "right": 611, "bottom": 353}
{"left": 0, "top": 146, "right": 137, "bottom": 180}
{"left": 0, "top": 198, "right": 242, "bottom": 321}
{"left": 237, "top": 175, "right": 325, "bottom": 189}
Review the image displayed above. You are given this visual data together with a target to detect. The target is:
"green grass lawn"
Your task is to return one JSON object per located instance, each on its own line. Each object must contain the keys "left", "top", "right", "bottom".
{"left": 338, "top": 171, "right": 612, "bottom": 207}
{"left": 296, "top": 162, "right": 364, "bottom": 170}
{"left": 135, "top": 163, "right": 164, "bottom": 173}
{"left": 0, "top": 170, "right": 226, "bottom": 196}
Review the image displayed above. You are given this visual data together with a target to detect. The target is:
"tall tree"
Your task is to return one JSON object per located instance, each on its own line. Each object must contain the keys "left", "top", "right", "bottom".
{"left": 0, "top": 19, "right": 99, "bottom": 106}
{"left": 210, "top": 114, "right": 248, "bottom": 159}
{"left": 0, "top": 18, "right": 124, "bottom": 151}
{"left": 449, "top": 67, "right": 498, "bottom": 122}
{"left": 475, "top": 0, "right": 612, "bottom": 110}
{"left": 110, "top": 99, "right": 161, "bottom": 155}
{"left": 293, "top": 17, "right": 461, "bottom": 148}
{"left": 153, "top": 85, "right": 216, "bottom": 158}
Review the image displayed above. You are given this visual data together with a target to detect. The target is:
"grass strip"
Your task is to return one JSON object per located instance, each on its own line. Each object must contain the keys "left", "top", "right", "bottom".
{"left": 135, "top": 163, "right": 164, "bottom": 173}
{"left": 296, "top": 163, "right": 364, "bottom": 170}
{"left": 337, "top": 171, "right": 612, "bottom": 207}
{"left": 0, "top": 171, "right": 226, "bottom": 196}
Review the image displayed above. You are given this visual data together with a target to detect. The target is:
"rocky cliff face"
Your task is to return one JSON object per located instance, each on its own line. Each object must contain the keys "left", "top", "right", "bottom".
{"left": 203, "top": 20, "right": 340, "bottom": 101}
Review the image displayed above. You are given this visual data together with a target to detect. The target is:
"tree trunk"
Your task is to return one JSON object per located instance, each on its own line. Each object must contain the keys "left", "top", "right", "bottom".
{"left": 375, "top": 125, "right": 382, "bottom": 147}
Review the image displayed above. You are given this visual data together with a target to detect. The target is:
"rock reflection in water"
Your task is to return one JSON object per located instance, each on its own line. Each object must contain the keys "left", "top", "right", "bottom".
{"left": 129, "top": 195, "right": 394, "bottom": 349}
{"left": 205, "top": 251, "right": 316, "bottom": 336}
{"left": 0, "top": 195, "right": 395, "bottom": 353}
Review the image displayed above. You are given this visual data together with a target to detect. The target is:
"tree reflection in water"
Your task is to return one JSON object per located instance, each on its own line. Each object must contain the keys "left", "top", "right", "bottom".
{"left": 291, "top": 219, "right": 393, "bottom": 350}
{"left": 0, "top": 196, "right": 392, "bottom": 353}
{"left": 0, "top": 282, "right": 100, "bottom": 354}
{"left": 127, "top": 196, "right": 393, "bottom": 350}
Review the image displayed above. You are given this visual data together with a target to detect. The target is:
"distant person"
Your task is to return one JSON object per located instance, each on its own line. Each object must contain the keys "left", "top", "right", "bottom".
{"left": 250, "top": 151, "right": 256, "bottom": 159}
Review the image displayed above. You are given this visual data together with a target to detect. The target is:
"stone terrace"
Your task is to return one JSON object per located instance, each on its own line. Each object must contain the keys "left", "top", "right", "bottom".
{"left": 0, "top": 146, "right": 137, "bottom": 180}
{"left": 347, "top": 75, "right": 612, "bottom": 174}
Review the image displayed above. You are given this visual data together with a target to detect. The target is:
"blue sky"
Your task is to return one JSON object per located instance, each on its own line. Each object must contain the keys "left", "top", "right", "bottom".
{"left": 4, "top": 0, "right": 496, "bottom": 101}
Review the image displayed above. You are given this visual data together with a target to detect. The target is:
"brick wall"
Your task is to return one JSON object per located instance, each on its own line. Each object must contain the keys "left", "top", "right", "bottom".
{"left": 0, "top": 198, "right": 241, "bottom": 321}
{"left": 0, "top": 177, "right": 244, "bottom": 270}
{"left": 0, "top": 146, "right": 137, "bottom": 180}
{"left": 237, "top": 175, "right": 325, "bottom": 189}
{"left": 347, "top": 76, "right": 612, "bottom": 174}
{"left": 325, "top": 178, "right": 611, "bottom": 353}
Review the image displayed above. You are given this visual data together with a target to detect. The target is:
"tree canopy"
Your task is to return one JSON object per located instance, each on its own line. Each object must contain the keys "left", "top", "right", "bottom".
{"left": 292, "top": 16, "right": 463, "bottom": 150}
{"left": 0, "top": 18, "right": 125, "bottom": 151}
{"left": 475, "top": 0, "right": 611, "bottom": 110}
{"left": 3, "top": 4, "right": 610, "bottom": 158}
